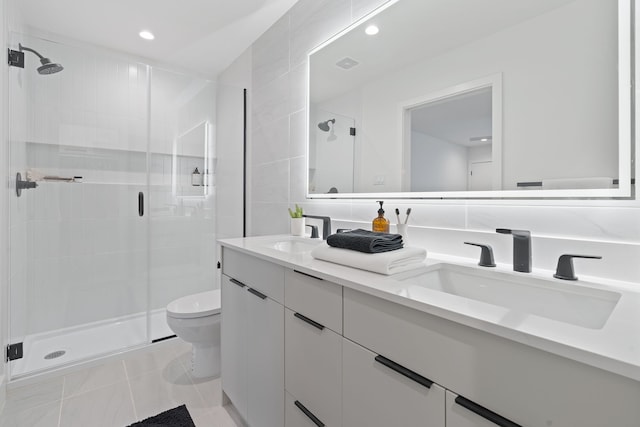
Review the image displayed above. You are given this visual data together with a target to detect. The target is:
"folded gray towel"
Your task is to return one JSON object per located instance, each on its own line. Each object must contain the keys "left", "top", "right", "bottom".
{"left": 327, "top": 229, "right": 403, "bottom": 253}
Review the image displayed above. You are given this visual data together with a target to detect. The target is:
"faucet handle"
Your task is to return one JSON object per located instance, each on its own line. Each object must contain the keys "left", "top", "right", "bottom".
{"left": 464, "top": 242, "right": 496, "bottom": 267}
{"left": 554, "top": 254, "right": 602, "bottom": 281}
{"left": 306, "top": 224, "right": 319, "bottom": 239}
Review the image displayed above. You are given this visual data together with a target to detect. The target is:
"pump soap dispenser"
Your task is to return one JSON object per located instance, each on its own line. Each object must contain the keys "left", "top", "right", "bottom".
{"left": 191, "top": 167, "right": 203, "bottom": 186}
{"left": 372, "top": 201, "right": 390, "bottom": 233}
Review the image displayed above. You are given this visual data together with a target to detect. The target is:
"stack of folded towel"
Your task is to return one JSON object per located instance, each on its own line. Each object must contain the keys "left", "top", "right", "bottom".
{"left": 311, "top": 229, "right": 426, "bottom": 275}
{"left": 326, "top": 229, "right": 403, "bottom": 253}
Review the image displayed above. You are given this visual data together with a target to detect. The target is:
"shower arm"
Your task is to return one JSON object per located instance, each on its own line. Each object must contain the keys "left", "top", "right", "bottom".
{"left": 19, "top": 44, "right": 46, "bottom": 60}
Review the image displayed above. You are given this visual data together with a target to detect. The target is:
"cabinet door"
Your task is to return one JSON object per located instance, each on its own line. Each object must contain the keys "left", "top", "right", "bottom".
{"left": 221, "top": 275, "right": 248, "bottom": 420}
{"left": 446, "top": 390, "right": 522, "bottom": 427}
{"left": 246, "top": 287, "right": 285, "bottom": 427}
{"left": 342, "top": 338, "right": 445, "bottom": 427}
{"left": 285, "top": 308, "right": 341, "bottom": 427}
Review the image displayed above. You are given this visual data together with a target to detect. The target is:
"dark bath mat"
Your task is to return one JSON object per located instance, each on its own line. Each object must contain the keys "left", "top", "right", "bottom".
{"left": 127, "top": 404, "right": 196, "bottom": 427}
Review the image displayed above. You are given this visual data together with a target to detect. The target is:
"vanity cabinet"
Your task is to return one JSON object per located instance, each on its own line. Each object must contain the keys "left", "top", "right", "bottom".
{"left": 343, "top": 287, "right": 640, "bottom": 427}
{"left": 221, "top": 249, "right": 285, "bottom": 427}
{"left": 284, "top": 269, "right": 343, "bottom": 427}
{"left": 342, "top": 337, "right": 446, "bottom": 427}
{"left": 220, "top": 243, "right": 640, "bottom": 427}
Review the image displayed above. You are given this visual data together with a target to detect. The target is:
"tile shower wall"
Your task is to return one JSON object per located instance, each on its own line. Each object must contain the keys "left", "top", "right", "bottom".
{"left": 242, "top": 0, "right": 640, "bottom": 283}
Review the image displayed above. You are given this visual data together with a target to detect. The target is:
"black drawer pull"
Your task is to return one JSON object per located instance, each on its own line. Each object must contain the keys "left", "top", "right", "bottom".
{"left": 294, "top": 269, "right": 324, "bottom": 281}
{"left": 294, "top": 312, "right": 325, "bottom": 331}
{"left": 454, "top": 395, "right": 522, "bottom": 427}
{"left": 374, "top": 355, "right": 433, "bottom": 389}
{"left": 247, "top": 287, "right": 267, "bottom": 299}
{"left": 229, "top": 278, "right": 246, "bottom": 288}
{"left": 294, "top": 400, "right": 324, "bottom": 427}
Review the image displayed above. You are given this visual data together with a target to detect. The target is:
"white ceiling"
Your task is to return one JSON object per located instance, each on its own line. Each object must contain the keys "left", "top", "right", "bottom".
{"left": 17, "top": 0, "right": 298, "bottom": 77}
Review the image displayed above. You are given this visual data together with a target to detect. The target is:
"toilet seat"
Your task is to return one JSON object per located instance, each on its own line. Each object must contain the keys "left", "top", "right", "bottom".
{"left": 166, "top": 290, "right": 221, "bottom": 319}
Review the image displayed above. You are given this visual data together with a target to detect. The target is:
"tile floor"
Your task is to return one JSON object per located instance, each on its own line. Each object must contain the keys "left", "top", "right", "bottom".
{"left": 0, "top": 338, "right": 239, "bottom": 427}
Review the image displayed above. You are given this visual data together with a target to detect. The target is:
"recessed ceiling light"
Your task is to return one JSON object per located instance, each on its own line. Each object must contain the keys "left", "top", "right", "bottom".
{"left": 470, "top": 136, "right": 492, "bottom": 143}
{"left": 139, "top": 30, "right": 155, "bottom": 40}
{"left": 365, "top": 25, "right": 379, "bottom": 36}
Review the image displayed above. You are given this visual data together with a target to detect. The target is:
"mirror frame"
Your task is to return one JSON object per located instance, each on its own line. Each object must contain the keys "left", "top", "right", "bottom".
{"left": 306, "top": 0, "right": 633, "bottom": 199}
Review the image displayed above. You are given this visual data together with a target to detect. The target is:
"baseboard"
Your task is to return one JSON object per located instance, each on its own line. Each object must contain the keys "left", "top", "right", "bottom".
{"left": 222, "top": 394, "right": 247, "bottom": 427}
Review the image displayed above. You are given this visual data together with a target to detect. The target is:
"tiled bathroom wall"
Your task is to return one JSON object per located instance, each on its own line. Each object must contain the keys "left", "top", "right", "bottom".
{"left": 243, "top": 0, "right": 640, "bottom": 283}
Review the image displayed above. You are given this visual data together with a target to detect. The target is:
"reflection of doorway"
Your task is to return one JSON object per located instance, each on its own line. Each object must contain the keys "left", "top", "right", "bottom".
{"left": 312, "top": 110, "right": 355, "bottom": 193}
{"left": 469, "top": 161, "right": 493, "bottom": 191}
{"left": 400, "top": 74, "right": 502, "bottom": 192}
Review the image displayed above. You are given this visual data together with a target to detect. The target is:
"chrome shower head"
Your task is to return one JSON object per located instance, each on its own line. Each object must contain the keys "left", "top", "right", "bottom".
{"left": 19, "top": 43, "right": 64, "bottom": 75}
{"left": 318, "top": 118, "right": 335, "bottom": 132}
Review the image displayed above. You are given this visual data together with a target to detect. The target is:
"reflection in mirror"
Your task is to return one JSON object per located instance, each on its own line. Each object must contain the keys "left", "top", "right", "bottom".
{"left": 410, "top": 89, "right": 491, "bottom": 192}
{"left": 401, "top": 75, "right": 500, "bottom": 192}
{"left": 307, "top": 0, "right": 632, "bottom": 198}
{"left": 174, "top": 120, "right": 213, "bottom": 197}
{"left": 309, "top": 110, "right": 355, "bottom": 193}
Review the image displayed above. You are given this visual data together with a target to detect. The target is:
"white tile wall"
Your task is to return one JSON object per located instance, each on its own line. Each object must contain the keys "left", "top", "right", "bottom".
{"left": 236, "top": 0, "right": 640, "bottom": 284}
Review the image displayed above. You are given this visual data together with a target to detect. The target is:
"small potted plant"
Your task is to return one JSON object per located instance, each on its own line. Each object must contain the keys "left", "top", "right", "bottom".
{"left": 288, "top": 205, "right": 305, "bottom": 236}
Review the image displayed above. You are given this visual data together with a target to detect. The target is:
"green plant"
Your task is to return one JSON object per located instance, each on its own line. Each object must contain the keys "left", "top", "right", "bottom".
{"left": 288, "top": 204, "right": 303, "bottom": 218}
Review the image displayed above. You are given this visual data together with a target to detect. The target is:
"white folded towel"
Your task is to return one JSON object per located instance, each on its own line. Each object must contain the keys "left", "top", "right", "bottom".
{"left": 310, "top": 243, "right": 426, "bottom": 275}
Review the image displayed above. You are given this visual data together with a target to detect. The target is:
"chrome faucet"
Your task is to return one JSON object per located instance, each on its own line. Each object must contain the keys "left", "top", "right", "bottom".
{"left": 496, "top": 228, "right": 531, "bottom": 273}
{"left": 303, "top": 215, "right": 332, "bottom": 240}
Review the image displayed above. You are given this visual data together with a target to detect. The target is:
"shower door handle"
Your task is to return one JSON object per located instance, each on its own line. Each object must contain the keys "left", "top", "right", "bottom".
{"left": 138, "top": 192, "right": 144, "bottom": 217}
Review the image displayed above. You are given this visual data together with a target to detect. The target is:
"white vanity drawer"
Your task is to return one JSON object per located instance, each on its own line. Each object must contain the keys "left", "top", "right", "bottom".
{"left": 342, "top": 338, "right": 445, "bottom": 427}
{"left": 285, "top": 308, "right": 341, "bottom": 427}
{"left": 284, "top": 269, "right": 342, "bottom": 333}
{"left": 343, "top": 287, "right": 640, "bottom": 427}
{"left": 222, "top": 248, "right": 284, "bottom": 303}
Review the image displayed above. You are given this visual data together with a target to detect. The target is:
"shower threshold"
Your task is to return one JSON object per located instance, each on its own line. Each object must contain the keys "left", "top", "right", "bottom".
{"left": 9, "top": 309, "right": 173, "bottom": 379}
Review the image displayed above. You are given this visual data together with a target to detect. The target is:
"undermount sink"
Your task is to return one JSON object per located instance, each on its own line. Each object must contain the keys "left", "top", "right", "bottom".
{"left": 269, "top": 238, "right": 322, "bottom": 254}
{"left": 396, "top": 263, "right": 620, "bottom": 329}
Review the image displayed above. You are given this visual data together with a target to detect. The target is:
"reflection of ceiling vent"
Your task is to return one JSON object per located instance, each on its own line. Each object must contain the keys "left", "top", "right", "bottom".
{"left": 336, "top": 57, "right": 359, "bottom": 70}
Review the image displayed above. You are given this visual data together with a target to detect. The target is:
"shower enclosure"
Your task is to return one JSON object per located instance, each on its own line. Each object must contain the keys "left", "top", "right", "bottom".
{"left": 7, "top": 34, "right": 217, "bottom": 379}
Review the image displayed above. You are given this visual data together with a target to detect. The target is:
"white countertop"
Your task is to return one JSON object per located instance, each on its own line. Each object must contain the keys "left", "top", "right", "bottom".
{"left": 219, "top": 235, "right": 640, "bottom": 382}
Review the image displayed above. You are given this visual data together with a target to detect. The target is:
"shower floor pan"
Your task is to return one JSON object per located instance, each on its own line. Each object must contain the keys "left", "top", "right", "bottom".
{"left": 10, "top": 309, "right": 173, "bottom": 379}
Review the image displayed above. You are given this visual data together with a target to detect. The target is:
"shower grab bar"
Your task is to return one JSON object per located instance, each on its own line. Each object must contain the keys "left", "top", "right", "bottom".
{"left": 26, "top": 169, "right": 82, "bottom": 183}
{"left": 41, "top": 176, "right": 76, "bottom": 182}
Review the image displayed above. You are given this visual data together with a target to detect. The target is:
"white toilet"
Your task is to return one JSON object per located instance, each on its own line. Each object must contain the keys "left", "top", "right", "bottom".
{"left": 166, "top": 290, "right": 221, "bottom": 378}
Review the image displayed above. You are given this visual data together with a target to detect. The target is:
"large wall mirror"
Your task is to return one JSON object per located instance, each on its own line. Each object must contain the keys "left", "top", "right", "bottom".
{"left": 307, "top": 0, "right": 633, "bottom": 199}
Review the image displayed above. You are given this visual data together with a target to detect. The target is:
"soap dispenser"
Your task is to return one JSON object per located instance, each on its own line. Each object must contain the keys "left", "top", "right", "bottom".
{"left": 372, "top": 201, "right": 390, "bottom": 233}
{"left": 191, "top": 167, "right": 203, "bottom": 186}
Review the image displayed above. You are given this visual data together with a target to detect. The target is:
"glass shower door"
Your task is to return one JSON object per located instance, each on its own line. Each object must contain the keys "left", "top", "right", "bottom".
{"left": 7, "top": 34, "right": 151, "bottom": 379}
{"left": 148, "top": 68, "right": 217, "bottom": 341}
